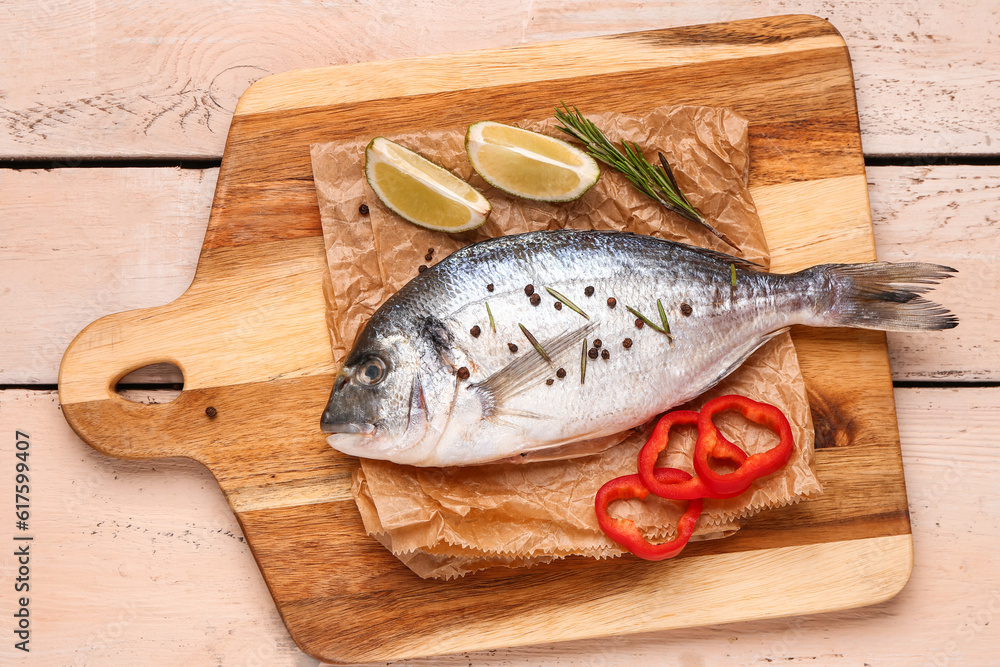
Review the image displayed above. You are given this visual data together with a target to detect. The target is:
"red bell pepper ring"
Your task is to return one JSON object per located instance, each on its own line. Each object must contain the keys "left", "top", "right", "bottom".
{"left": 692, "top": 395, "right": 795, "bottom": 496}
{"left": 594, "top": 472, "right": 703, "bottom": 561}
{"left": 637, "top": 410, "right": 751, "bottom": 499}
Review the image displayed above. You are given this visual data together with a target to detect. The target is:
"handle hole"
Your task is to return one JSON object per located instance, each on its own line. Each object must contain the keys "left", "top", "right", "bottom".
{"left": 115, "top": 363, "right": 184, "bottom": 404}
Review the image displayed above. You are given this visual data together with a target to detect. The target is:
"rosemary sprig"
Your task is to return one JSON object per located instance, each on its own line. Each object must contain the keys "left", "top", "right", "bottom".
{"left": 544, "top": 286, "right": 590, "bottom": 320}
{"left": 485, "top": 301, "right": 496, "bottom": 332}
{"left": 518, "top": 323, "right": 551, "bottom": 363}
{"left": 554, "top": 103, "right": 740, "bottom": 252}
{"left": 626, "top": 304, "right": 674, "bottom": 342}
{"left": 580, "top": 338, "right": 588, "bottom": 384}
{"left": 656, "top": 298, "right": 673, "bottom": 346}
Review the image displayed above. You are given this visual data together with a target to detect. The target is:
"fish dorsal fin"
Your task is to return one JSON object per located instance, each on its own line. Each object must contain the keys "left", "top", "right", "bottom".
{"left": 678, "top": 241, "right": 764, "bottom": 271}
{"left": 471, "top": 320, "right": 595, "bottom": 419}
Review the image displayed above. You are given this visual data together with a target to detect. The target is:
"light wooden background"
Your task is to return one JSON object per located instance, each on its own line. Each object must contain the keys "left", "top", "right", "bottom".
{"left": 1, "top": 1, "right": 997, "bottom": 665}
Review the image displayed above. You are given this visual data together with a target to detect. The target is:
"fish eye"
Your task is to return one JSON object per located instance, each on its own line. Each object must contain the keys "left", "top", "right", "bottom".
{"left": 355, "top": 356, "right": 387, "bottom": 386}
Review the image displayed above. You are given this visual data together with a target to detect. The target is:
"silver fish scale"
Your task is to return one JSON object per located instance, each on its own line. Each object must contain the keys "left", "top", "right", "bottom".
{"left": 387, "top": 230, "right": 795, "bottom": 459}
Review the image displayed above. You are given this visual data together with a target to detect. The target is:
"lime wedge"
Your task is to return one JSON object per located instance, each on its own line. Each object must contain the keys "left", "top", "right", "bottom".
{"left": 365, "top": 137, "right": 491, "bottom": 233}
{"left": 465, "top": 121, "right": 600, "bottom": 202}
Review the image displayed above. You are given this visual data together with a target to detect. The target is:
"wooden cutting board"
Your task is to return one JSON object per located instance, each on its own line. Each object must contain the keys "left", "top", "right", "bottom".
{"left": 58, "top": 15, "right": 912, "bottom": 664}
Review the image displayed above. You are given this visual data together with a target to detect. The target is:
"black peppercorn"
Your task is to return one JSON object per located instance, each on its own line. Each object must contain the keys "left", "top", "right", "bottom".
{"left": 524, "top": 284, "right": 534, "bottom": 296}
{"left": 601, "top": 349, "right": 610, "bottom": 360}
{"left": 556, "top": 368, "right": 567, "bottom": 378}
{"left": 470, "top": 325, "right": 481, "bottom": 337}
{"left": 585, "top": 286, "right": 595, "bottom": 296}
{"left": 457, "top": 367, "right": 470, "bottom": 380}
{"left": 635, "top": 318, "right": 644, "bottom": 329}
{"left": 418, "top": 264, "right": 428, "bottom": 273}
{"left": 545, "top": 378, "right": 554, "bottom": 386}
{"left": 530, "top": 293, "right": 541, "bottom": 306}
{"left": 554, "top": 302, "right": 563, "bottom": 310}
{"left": 359, "top": 204, "right": 369, "bottom": 215}
{"left": 593, "top": 339, "right": 602, "bottom": 348}
{"left": 623, "top": 338, "right": 633, "bottom": 349}
{"left": 508, "top": 343, "right": 518, "bottom": 353}
{"left": 487, "top": 283, "right": 495, "bottom": 292}
{"left": 205, "top": 406, "right": 218, "bottom": 418}
{"left": 588, "top": 348, "right": 599, "bottom": 359}
{"left": 681, "top": 303, "right": 693, "bottom": 316}
{"left": 607, "top": 297, "right": 617, "bottom": 309}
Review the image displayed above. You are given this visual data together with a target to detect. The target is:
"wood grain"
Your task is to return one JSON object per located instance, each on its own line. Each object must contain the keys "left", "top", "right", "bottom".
{"left": 2, "top": 1, "right": 997, "bottom": 158}
{"left": 6, "top": 166, "right": 992, "bottom": 386}
{"left": 233, "top": 24, "right": 846, "bottom": 115}
{"left": 49, "top": 17, "right": 931, "bottom": 663}
{"left": 203, "top": 20, "right": 865, "bottom": 259}
{"left": 4, "top": 387, "right": 997, "bottom": 665}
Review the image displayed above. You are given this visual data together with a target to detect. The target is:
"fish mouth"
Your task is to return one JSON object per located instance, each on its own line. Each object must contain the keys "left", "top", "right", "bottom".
{"left": 320, "top": 420, "right": 376, "bottom": 435}
{"left": 325, "top": 430, "right": 378, "bottom": 459}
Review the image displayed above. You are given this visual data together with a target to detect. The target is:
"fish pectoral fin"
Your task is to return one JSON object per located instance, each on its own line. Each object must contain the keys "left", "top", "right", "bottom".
{"left": 484, "top": 407, "right": 551, "bottom": 429}
{"left": 504, "top": 430, "right": 635, "bottom": 463}
{"left": 704, "top": 327, "right": 790, "bottom": 392}
{"left": 470, "top": 321, "right": 595, "bottom": 418}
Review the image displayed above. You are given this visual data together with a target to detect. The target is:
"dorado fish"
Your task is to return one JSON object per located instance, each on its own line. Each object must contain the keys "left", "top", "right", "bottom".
{"left": 320, "top": 230, "right": 956, "bottom": 466}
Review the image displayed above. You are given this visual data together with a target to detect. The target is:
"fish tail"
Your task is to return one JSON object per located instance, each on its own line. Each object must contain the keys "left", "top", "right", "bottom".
{"left": 801, "top": 262, "right": 958, "bottom": 331}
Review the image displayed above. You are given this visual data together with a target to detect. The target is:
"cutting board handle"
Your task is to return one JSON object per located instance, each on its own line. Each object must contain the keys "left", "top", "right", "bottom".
{"left": 58, "top": 302, "right": 206, "bottom": 460}
{"left": 58, "top": 235, "right": 333, "bottom": 461}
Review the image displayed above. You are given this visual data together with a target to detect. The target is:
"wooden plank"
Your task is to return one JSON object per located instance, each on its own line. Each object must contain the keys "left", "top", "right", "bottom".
{"left": 869, "top": 165, "right": 1000, "bottom": 382}
{"left": 3, "top": 386, "right": 995, "bottom": 664}
{"left": 3, "top": 165, "right": 993, "bottom": 385}
{"left": 0, "top": 167, "right": 216, "bottom": 385}
{"left": 1, "top": 1, "right": 997, "bottom": 159}
{"left": 2, "top": 3, "right": 995, "bottom": 665}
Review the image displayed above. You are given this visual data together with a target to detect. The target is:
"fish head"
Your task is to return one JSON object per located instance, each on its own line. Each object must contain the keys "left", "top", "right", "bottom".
{"left": 321, "top": 318, "right": 441, "bottom": 465}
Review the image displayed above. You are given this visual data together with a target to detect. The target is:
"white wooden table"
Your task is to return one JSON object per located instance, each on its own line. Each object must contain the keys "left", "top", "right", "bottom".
{"left": 2, "top": 2, "right": 998, "bottom": 664}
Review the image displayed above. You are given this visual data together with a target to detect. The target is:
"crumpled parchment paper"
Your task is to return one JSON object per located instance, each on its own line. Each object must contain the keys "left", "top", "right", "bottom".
{"left": 311, "top": 105, "right": 823, "bottom": 579}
